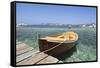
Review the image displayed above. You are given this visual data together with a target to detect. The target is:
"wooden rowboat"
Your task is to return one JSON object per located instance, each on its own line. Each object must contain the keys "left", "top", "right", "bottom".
{"left": 38, "top": 32, "right": 78, "bottom": 56}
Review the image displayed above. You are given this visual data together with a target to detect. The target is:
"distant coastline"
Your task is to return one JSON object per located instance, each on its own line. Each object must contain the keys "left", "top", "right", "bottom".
{"left": 16, "top": 23, "right": 96, "bottom": 28}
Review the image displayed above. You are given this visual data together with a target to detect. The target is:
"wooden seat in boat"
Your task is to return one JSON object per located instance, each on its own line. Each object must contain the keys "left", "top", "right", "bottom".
{"left": 42, "top": 32, "right": 76, "bottom": 41}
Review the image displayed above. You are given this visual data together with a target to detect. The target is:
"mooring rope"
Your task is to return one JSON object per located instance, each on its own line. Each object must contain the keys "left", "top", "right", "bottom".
{"left": 36, "top": 39, "right": 67, "bottom": 54}
{"left": 42, "top": 40, "right": 67, "bottom": 53}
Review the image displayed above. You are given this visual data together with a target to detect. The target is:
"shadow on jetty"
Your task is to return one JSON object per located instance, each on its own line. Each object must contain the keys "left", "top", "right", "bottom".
{"left": 54, "top": 44, "right": 77, "bottom": 61}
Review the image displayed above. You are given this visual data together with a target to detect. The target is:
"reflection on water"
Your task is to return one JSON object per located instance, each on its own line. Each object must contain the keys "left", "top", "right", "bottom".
{"left": 54, "top": 45, "right": 77, "bottom": 61}
{"left": 16, "top": 27, "right": 96, "bottom": 62}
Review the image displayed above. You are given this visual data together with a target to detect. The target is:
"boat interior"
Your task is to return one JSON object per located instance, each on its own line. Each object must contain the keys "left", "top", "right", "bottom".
{"left": 40, "top": 32, "right": 78, "bottom": 42}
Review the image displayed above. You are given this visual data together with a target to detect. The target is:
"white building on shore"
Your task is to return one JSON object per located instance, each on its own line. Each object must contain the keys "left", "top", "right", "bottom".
{"left": 16, "top": 23, "right": 27, "bottom": 27}
{"left": 81, "top": 23, "right": 96, "bottom": 28}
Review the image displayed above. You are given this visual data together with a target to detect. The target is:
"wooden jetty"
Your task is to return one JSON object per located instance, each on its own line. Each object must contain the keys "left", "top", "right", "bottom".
{"left": 16, "top": 42, "right": 63, "bottom": 65}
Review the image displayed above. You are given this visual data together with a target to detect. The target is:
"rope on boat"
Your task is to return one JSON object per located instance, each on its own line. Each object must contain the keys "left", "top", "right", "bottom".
{"left": 36, "top": 39, "right": 67, "bottom": 54}
{"left": 36, "top": 33, "right": 67, "bottom": 54}
{"left": 42, "top": 40, "right": 67, "bottom": 53}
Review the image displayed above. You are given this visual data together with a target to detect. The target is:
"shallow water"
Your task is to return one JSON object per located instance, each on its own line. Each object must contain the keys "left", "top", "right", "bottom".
{"left": 16, "top": 27, "right": 96, "bottom": 62}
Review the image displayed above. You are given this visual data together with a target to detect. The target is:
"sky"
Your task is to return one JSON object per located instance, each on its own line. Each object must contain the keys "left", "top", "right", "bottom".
{"left": 16, "top": 3, "right": 96, "bottom": 25}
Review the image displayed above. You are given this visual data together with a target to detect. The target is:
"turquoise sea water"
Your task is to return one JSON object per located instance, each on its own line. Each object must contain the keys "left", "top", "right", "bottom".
{"left": 16, "top": 27, "right": 96, "bottom": 62}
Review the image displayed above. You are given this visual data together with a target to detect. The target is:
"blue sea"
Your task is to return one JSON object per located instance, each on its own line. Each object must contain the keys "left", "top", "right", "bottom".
{"left": 16, "top": 27, "right": 96, "bottom": 62}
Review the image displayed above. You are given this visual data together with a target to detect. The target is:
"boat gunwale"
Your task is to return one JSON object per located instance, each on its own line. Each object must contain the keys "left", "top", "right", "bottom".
{"left": 39, "top": 32, "right": 78, "bottom": 44}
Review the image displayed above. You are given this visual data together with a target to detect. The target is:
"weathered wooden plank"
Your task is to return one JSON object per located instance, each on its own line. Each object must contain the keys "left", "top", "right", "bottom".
{"left": 16, "top": 43, "right": 29, "bottom": 51}
{"left": 16, "top": 56, "right": 33, "bottom": 65}
{"left": 17, "top": 47, "right": 33, "bottom": 56}
{"left": 16, "top": 50, "right": 39, "bottom": 65}
{"left": 37, "top": 55, "right": 59, "bottom": 64}
{"left": 17, "top": 52, "right": 48, "bottom": 65}
{"left": 16, "top": 50, "right": 34, "bottom": 63}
